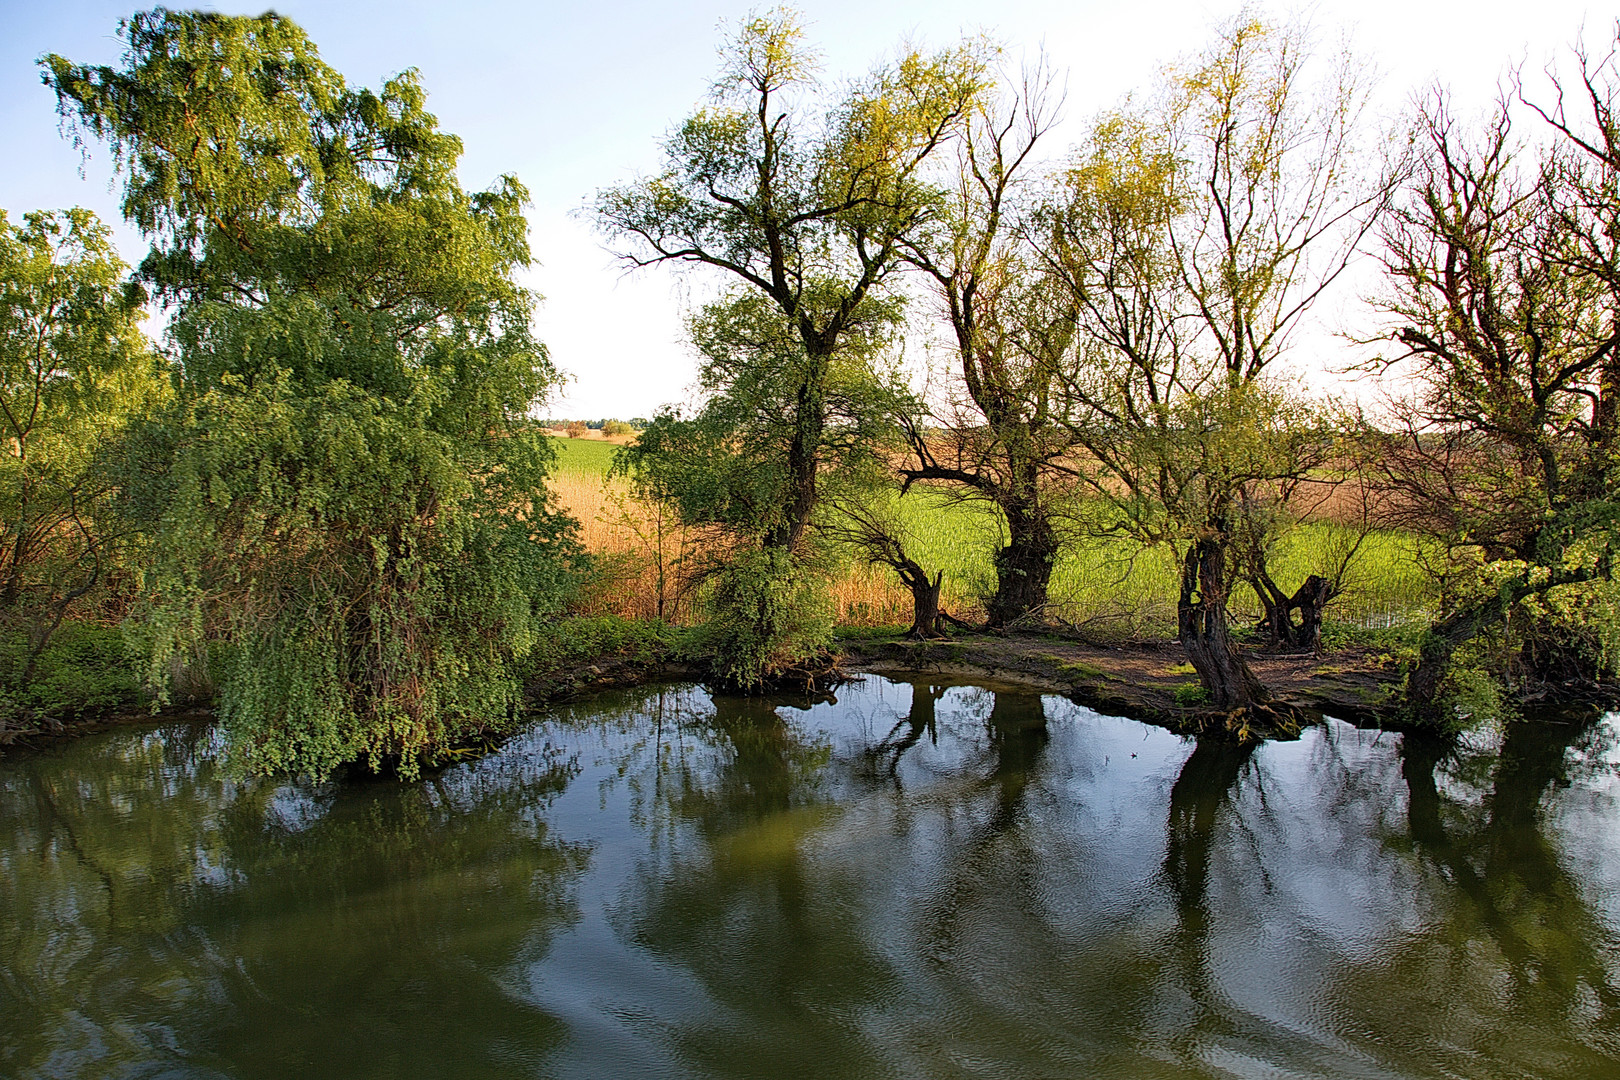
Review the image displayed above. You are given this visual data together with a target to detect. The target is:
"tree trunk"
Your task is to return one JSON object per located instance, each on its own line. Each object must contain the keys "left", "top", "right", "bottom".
{"left": 1178, "top": 537, "right": 1270, "bottom": 711}
{"left": 771, "top": 351, "right": 829, "bottom": 554}
{"left": 905, "top": 567, "right": 944, "bottom": 639}
{"left": 764, "top": 354, "right": 829, "bottom": 553}
{"left": 1405, "top": 554, "right": 1605, "bottom": 720}
{"left": 1406, "top": 606, "right": 1493, "bottom": 721}
{"left": 1253, "top": 571, "right": 1333, "bottom": 652}
{"left": 987, "top": 506, "right": 1056, "bottom": 628}
{"left": 1292, "top": 575, "right": 1331, "bottom": 652}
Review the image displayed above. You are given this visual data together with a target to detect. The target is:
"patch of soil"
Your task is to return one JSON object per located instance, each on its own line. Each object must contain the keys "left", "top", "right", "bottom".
{"left": 840, "top": 632, "right": 1404, "bottom": 739}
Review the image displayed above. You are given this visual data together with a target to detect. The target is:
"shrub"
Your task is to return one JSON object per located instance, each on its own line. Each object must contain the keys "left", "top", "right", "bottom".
{"left": 1173, "top": 680, "right": 1211, "bottom": 707}
{"left": 0, "top": 621, "right": 140, "bottom": 726}
{"left": 696, "top": 548, "right": 832, "bottom": 690}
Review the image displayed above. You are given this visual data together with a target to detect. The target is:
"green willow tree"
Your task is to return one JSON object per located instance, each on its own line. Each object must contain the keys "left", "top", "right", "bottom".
{"left": 0, "top": 208, "right": 166, "bottom": 695}
{"left": 620, "top": 292, "right": 914, "bottom": 684}
{"left": 1042, "top": 17, "right": 1388, "bottom": 714}
{"left": 597, "top": 9, "right": 983, "bottom": 684}
{"left": 896, "top": 66, "right": 1081, "bottom": 628}
{"left": 46, "top": 10, "right": 577, "bottom": 776}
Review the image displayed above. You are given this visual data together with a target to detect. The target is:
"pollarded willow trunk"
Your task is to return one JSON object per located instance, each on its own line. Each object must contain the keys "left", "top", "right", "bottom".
{"left": 1255, "top": 573, "right": 1334, "bottom": 652}
{"left": 1405, "top": 608, "right": 1487, "bottom": 723}
{"left": 987, "top": 507, "right": 1057, "bottom": 628}
{"left": 1404, "top": 563, "right": 1571, "bottom": 722}
{"left": 905, "top": 566, "right": 945, "bottom": 639}
{"left": 1178, "top": 536, "right": 1271, "bottom": 711}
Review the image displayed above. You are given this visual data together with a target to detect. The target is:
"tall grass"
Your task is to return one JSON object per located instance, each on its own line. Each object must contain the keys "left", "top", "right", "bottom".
{"left": 545, "top": 436, "right": 1436, "bottom": 637}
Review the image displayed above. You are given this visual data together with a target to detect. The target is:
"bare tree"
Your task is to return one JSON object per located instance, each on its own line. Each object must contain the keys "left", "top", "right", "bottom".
{"left": 1368, "top": 74, "right": 1620, "bottom": 715}
{"left": 897, "top": 62, "right": 1079, "bottom": 627}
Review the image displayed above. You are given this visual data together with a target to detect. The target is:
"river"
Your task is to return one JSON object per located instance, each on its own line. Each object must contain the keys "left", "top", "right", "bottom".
{"left": 2, "top": 676, "right": 1617, "bottom": 1078}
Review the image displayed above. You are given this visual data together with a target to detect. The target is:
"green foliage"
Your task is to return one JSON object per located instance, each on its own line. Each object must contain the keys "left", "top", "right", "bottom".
{"left": 522, "top": 614, "right": 684, "bottom": 676}
{"left": 1435, "top": 666, "right": 1513, "bottom": 732}
{"left": 1173, "top": 680, "right": 1211, "bottom": 707}
{"left": 597, "top": 11, "right": 987, "bottom": 677}
{"left": 1319, "top": 617, "right": 1425, "bottom": 656}
{"left": 47, "top": 10, "right": 578, "bottom": 777}
{"left": 0, "top": 621, "right": 140, "bottom": 725}
{"left": 696, "top": 547, "right": 832, "bottom": 690}
{"left": 616, "top": 292, "right": 914, "bottom": 676}
{"left": 0, "top": 207, "right": 166, "bottom": 691}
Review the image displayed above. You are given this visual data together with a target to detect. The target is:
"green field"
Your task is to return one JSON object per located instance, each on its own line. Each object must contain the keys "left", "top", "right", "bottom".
{"left": 549, "top": 436, "right": 624, "bottom": 476}
{"left": 548, "top": 436, "right": 1433, "bottom": 635}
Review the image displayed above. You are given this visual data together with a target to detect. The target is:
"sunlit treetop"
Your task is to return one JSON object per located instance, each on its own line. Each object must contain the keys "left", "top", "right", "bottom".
{"left": 40, "top": 9, "right": 536, "bottom": 360}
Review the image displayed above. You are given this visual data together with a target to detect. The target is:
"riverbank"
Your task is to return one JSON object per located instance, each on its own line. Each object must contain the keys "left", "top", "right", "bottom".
{"left": 11, "top": 616, "right": 1618, "bottom": 761}
{"left": 0, "top": 622, "right": 1407, "bottom": 757}
{"left": 840, "top": 632, "right": 1403, "bottom": 737}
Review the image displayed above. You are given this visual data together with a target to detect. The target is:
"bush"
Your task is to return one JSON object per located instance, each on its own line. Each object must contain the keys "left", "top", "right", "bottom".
{"left": 522, "top": 615, "right": 684, "bottom": 676}
{"left": 696, "top": 548, "right": 832, "bottom": 690}
{"left": 0, "top": 621, "right": 140, "bottom": 727}
{"left": 1173, "top": 680, "right": 1211, "bottom": 707}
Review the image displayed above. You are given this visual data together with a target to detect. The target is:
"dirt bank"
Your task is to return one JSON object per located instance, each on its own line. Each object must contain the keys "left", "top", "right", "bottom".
{"left": 840, "top": 633, "right": 1403, "bottom": 737}
{"left": 0, "top": 632, "right": 1417, "bottom": 759}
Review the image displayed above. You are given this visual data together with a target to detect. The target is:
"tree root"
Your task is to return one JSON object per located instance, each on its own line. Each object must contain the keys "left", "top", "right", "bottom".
{"left": 1196, "top": 700, "right": 1311, "bottom": 742}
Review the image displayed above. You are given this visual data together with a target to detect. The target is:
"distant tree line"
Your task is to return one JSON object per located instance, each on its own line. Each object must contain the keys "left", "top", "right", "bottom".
{"left": 540, "top": 418, "right": 648, "bottom": 433}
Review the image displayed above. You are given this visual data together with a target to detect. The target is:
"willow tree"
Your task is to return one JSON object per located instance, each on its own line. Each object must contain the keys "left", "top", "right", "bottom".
{"left": 46, "top": 11, "right": 577, "bottom": 776}
{"left": 896, "top": 66, "right": 1080, "bottom": 627}
{"left": 1370, "top": 78, "right": 1620, "bottom": 718}
{"left": 619, "top": 292, "right": 912, "bottom": 685}
{"left": 0, "top": 208, "right": 166, "bottom": 693}
{"left": 597, "top": 10, "right": 982, "bottom": 683}
{"left": 1042, "top": 18, "right": 1388, "bottom": 713}
{"left": 597, "top": 11, "right": 982, "bottom": 549}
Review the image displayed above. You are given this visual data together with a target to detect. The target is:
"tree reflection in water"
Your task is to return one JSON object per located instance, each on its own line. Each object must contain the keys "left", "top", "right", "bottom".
{"left": 607, "top": 682, "right": 1620, "bottom": 1078}
{"left": 1162, "top": 737, "right": 1255, "bottom": 937}
{"left": 0, "top": 722, "right": 591, "bottom": 1080}
{"left": 4, "top": 681, "right": 1619, "bottom": 1079}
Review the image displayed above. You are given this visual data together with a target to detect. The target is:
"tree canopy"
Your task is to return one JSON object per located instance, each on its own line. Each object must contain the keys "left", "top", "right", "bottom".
{"left": 45, "top": 9, "right": 577, "bottom": 776}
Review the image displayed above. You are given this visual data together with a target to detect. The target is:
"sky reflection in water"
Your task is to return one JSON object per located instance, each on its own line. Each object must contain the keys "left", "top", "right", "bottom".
{"left": 2, "top": 676, "right": 1617, "bottom": 1079}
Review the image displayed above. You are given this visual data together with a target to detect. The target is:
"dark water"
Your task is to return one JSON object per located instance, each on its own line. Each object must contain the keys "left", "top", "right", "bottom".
{"left": 3, "top": 677, "right": 1618, "bottom": 1079}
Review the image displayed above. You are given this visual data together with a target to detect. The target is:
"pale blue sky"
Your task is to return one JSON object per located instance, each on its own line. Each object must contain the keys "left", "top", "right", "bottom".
{"left": 0, "top": 0, "right": 1602, "bottom": 417}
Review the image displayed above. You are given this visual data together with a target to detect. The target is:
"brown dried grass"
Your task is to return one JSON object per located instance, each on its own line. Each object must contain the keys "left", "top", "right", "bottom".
{"left": 549, "top": 471, "right": 927, "bottom": 627}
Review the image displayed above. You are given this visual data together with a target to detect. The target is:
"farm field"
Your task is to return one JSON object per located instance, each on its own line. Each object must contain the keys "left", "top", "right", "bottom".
{"left": 546, "top": 436, "right": 1435, "bottom": 635}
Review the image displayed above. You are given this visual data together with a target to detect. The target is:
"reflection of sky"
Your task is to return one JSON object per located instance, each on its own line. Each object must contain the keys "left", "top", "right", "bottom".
{"left": 3, "top": 681, "right": 1618, "bottom": 1078}
{"left": 522, "top": 679, "right": 1620, "bottom": 1078}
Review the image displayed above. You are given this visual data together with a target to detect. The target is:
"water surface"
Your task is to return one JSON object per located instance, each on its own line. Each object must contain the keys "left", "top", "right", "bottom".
{"left": 3, "top": 677, "right": 1618, "bottom": 1078}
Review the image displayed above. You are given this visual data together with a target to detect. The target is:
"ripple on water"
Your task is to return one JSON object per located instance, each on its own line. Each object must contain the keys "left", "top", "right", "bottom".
{"left": 0, "top": 679, "right": 1617, "bottom": 1079}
